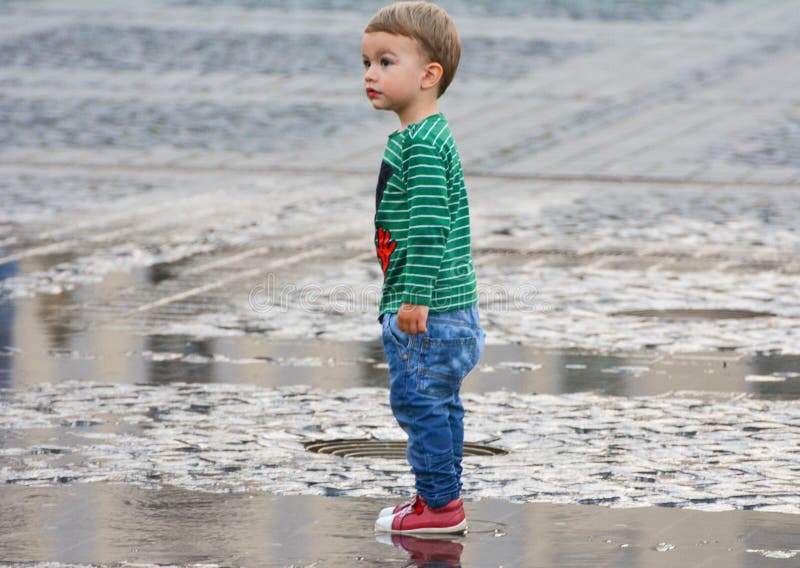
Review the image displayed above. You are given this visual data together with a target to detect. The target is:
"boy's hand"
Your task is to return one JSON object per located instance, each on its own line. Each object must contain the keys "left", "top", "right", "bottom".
{"left": 397, "top": 303, "right": 429, "bottom": 334}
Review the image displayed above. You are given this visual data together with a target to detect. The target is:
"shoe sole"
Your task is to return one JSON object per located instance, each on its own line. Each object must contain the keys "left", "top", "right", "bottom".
{"left": 374, "top": 519, "right": 468, "bottom": 535}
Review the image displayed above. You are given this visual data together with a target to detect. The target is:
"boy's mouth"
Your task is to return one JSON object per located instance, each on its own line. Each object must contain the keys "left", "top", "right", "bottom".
{"left": 366, "top": 88, "right": 380, "bottom": 99}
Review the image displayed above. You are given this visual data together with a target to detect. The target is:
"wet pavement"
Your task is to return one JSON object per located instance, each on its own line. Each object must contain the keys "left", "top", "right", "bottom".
{"left": 4, "top": 320, "right": 800, "bottom": 399}
{"left": 2, "top": 0, "right": 800, "bottom": 565}
{"left": 2, "top": 484, "right": 800, "bottom": 567}
{"left": 2, "top": 378, "right": 800, "bottom": 514}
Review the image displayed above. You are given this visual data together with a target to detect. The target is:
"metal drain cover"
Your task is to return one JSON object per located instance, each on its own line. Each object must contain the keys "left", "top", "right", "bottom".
{"left": 611, "top": 308, "right": 776, "bottom": 320}
{"left": 304, "top": 439, "right": 508, "bottom": 459}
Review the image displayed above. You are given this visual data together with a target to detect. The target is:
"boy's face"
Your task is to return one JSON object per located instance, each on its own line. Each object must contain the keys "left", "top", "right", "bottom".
{"left": 362, "top": 32, "right": 428, "bottom": 116}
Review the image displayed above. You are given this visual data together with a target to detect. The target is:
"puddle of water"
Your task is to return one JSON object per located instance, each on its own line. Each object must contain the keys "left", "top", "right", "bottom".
{"left": 0, "top": 483, "right": 797, "bottom": 567}
{"left": 3, "top": 294, "right": 800, "bottom": 400}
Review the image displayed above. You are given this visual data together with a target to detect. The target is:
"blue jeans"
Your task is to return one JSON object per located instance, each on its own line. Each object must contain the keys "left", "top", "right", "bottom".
{"left": 380, "top": 306, "right": 486, "bottom": 509}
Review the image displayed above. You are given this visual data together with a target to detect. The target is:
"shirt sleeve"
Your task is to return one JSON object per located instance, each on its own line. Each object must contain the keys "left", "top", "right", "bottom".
{"left": 401, "top": 141, "right": 451, "bottom": 306}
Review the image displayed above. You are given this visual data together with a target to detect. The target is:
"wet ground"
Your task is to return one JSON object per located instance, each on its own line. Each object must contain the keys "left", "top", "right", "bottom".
{"left": 3, "top": 484, "right": 800, "bottom": 567}
{"left": 2, "top": 0, "right": 800, "bottom": 566}
{"left": 3, "top": 377, "right": 800, "bottom": 513}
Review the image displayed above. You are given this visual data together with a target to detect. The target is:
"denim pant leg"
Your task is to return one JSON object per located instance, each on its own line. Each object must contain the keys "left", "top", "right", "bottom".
{"left": 381, "top": 307, "right": 485, "bottom": 509}
{"left": 449, "top": 389, "right": 466, "bottom": 493}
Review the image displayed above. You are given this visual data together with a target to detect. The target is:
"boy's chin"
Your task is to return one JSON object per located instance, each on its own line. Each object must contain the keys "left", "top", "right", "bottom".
{"left": 368, "top": 99, "right": 393, "bottom": 112}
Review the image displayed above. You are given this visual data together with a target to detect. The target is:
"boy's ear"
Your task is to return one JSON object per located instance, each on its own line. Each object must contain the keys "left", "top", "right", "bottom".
{"left": 420, "top": 61, "right": 444, "bottom": 92}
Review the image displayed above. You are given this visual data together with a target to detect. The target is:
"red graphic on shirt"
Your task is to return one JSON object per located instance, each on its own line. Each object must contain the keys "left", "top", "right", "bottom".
{"left": 376, "top": 226, "right": 397, "bottom": 273}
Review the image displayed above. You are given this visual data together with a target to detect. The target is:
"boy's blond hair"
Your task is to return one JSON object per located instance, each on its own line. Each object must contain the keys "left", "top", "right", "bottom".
{"left": 365, "top": 2, "right": 461, "bottom": 97}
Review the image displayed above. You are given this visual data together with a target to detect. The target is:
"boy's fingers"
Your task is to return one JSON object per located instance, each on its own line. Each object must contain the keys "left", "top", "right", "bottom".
{"left": 397, "top": 315, "right": 412, "bottom": 334}
{"left": 409, "top": 316, "right": 427, "bottom": 334}
{"left": 395, "top": 304, "right": 428, "bottom": 334}
{"left": 397, "top": 313, "right": 409, "bottom": 334}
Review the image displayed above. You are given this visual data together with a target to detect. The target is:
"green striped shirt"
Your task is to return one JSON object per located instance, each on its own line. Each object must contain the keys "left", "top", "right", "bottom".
{"left": 374, "top": 113, "right": 478, "bottom": 316}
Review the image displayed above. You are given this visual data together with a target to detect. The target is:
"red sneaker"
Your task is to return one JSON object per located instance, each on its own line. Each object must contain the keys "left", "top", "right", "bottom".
{"left": 378, "top": 496, "right": 417, "bottom": 519}
{"left": 374, "top": 496, "right": 468, "bottom": 534}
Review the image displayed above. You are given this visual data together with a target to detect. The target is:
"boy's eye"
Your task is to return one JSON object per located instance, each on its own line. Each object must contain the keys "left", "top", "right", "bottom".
{"left": 380, "top": 58, "right": 392, "bottom": 67}
{"left": 363, "top": 59, "right": 370, "bottom": 69}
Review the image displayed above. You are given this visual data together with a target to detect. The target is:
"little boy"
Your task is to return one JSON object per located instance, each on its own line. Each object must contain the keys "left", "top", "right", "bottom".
{"left": 363, "top": 2, "right": 486, "bottom": 534}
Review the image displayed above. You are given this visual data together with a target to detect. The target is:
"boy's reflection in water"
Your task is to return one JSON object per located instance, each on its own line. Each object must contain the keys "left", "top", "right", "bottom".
{"left": 377, "top": 534, "right": 464, "bottom": 567}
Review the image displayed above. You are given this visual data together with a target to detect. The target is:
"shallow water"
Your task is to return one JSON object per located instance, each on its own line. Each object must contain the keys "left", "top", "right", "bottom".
{"left": 2, "top": 484, "right": 799, "bottom": 567}
{"left": 3, "top": 310, "right": 800, "bottom": 399}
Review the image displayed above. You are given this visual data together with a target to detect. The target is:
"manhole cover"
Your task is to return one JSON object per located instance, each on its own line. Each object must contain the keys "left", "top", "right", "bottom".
{"left": 611, "top": 309, "right": 776, "bottom": 320}
{"left": 304, "top": 439, "right": 508, "bottom": 459}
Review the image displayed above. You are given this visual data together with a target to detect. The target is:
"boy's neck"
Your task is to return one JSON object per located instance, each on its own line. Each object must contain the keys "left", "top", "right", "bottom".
{"left": 397, "top": 98, "right": 440, "bottom": 131}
